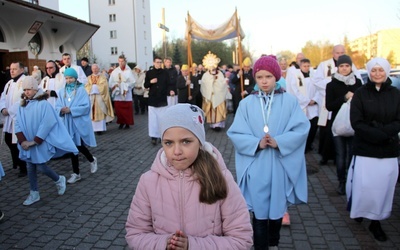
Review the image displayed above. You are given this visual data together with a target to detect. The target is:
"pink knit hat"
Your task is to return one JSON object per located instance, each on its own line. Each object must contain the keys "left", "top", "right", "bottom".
{"left": 253, "top": 55, "right": 281, "bottom": 81}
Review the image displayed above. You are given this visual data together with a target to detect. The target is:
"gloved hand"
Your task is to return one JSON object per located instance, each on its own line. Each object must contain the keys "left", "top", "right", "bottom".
{"left": 21, "top": 141, "right": 37, "bottom": 150}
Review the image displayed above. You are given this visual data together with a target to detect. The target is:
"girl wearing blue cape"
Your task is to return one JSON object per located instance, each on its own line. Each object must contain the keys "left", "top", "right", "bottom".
{"left": 55, "top": 68, "right": 97, "bottom": 184}
{"left": 227, "top": 55, "right": 309, "bottom": 249}
{"left": 15, "top": 76, "right": 79, "bottom": 206}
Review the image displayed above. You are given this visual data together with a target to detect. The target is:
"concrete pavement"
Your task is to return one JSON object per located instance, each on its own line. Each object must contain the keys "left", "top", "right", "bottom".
{"left": 0, "top": 112, "right": 399, "bottom": 249}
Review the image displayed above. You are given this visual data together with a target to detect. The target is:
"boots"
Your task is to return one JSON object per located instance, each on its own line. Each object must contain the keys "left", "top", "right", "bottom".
{"left": 336, "top": 181, "right": 346, "bottom": 195}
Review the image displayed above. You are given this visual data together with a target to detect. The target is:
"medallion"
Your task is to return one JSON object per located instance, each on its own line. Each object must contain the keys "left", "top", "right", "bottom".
{"left": 263, "top": 125, "right": 269, "bottom": 133}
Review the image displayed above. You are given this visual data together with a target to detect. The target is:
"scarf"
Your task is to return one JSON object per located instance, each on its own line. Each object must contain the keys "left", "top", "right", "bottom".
{"left": 333, "top": 72, "right": 356, "bottom": 86}
{"left": 65, "top": 83, "right": 78, "bottom": 94}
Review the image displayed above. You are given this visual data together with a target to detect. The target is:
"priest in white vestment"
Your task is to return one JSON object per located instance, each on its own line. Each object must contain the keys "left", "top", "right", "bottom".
{"left": 39, "top": 60, "right": 65, "bottom": 108}
{"left": 200, "top": 52, "right": 228, "bottom": 131}
{"left": 85, "top": 64, "right": 114, "bottom": 134}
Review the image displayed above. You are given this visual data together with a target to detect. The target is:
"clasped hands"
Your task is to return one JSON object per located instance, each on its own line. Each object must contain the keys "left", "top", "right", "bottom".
{"left": 1, "top": 108, "right": 9, "bottom": 116}
{"left": 259, "top": 134, "right": 278, "bottom": 149}
{"left": 21, "top": 141, "right": 37, "bottom": 150}
{"left": 60, "top": 107, "right": 71, "bottom": 114}
{"left": 167, "top": 230, "right": 188, "bottom": 250}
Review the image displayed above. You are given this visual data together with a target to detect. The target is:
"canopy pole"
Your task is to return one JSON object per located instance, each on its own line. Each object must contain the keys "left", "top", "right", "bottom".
{"left": 187, "top": 12, "right": 192, "bottom": 97}
{"left": 235, "top": 9, "right": 244, "bottom": 99}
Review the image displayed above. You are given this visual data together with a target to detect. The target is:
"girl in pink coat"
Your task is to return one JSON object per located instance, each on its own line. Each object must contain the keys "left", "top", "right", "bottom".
{"left": 125, "top": 103, "right": 253, "bottom": 250}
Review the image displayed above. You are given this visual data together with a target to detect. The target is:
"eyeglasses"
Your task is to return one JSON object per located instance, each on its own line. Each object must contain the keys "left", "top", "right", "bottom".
{"left": 46, "top": 67, "right": 54, "bottom": 69}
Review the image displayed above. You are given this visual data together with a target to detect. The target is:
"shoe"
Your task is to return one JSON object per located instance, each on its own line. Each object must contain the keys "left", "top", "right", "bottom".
{"left": 305, "top": 146, "right": 313, "bottom": 154}
{"left": 151, "top": 138, "right": 157, "bottom": 145}
{"left": 0, "top": 210, "right": 4, "bottom": 222}
{"left": 369, "top": 221, "right": 387, "bottom": 242}
{"left": 18, "top": 170, "right": 27, "bottom": 177}
{"left": 118, "top": 124, "right": 124, "bottom": 129}
{"left": 282, "top": 212, "right": 291, "bottom": 226}
{"left": 336, "top": 182, "right": 346, "bottom": 195}
{"left": 213, "top": 127, "right": 222, "bottom": 132}
{"left": 319, "top": 159, "right": 328, "bottom": 165}
{"left": 56, "top": 175, "right": 67, "bottom": 195}
{"left": 134, "top": 112, "right": 139, "bottom": 115}
{"left": 90, "top": 157, "right": 98, "bottom": 173}
{"left": 354, "top": 217, "right": 363, "bottom": 223}
{"left": 67, "top": 173, "right": 81, "bottom": 184}
{"left": 124, "top": 125, "right": 130, "bottom": 129}
{"left": 23, "top": 190, "right": 40, "bottom": 206}
{"left": 96, "top": 131, "right": 103, "bottom": 135}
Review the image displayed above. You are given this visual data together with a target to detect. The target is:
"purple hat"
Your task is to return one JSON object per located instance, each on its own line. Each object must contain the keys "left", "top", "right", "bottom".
{"left": 253, "top": 55, "right": 281, "bottom": 81}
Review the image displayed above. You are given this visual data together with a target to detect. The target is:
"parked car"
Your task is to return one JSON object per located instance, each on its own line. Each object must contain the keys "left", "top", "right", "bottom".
{"left": 358, "top": 69, "right": 400, "bottom": 90}
{"left": 359, "top": 69, "right": 368, "bottom": 83}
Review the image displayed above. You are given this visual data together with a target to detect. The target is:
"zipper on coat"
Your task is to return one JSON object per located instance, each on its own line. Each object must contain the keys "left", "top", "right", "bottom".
{"left": 179, "top": 170, "right": 185, "bottom": 232}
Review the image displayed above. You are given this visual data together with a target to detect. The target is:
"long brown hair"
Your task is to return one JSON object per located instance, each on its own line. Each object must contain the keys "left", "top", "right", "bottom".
{"left": 192, "top": 149, "right": 227, "bottom": 204}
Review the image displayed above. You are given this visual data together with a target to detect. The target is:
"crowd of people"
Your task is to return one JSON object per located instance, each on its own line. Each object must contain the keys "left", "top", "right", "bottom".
{"left": 127, "top": 48, "right": 399, "bottom": 248}
{"left": 0, "top": 46, "right": 399, "bottom": 248}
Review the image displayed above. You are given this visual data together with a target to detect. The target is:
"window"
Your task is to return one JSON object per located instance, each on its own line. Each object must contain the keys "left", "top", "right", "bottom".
{"left": 144, "top": 31, "right": 146, "bottom": 40}
{"left": 109, "top": 14, "right": 116, "bottom": 22}
{"left": 111, "top": 47, "right": 118, "bottom": 55}
{"left": 0, "top": 27, "right": 5, "bottom": 42}
{"left": 142, "top": 0, "right": 145, "bottom": 8}
{"left": 110, "top": 30, "right": 117, "bottom": 39}
{"left": 143, "top": 15, "right": 146, "bottom": 24}
{"left": 144, "top": 46, "right": 147, "bottom": 55}
{"left": 108, "top": 0, "right": 115, "bottom": 5}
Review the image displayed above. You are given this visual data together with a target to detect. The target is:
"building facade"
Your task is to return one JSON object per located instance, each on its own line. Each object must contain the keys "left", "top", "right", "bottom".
{"left": 349, "top": 28, "right": 400, "bottom": 67}
{"left": 0, "top": 0, "right": 99, "bottom": 73}
{"left": 89, "top": 0, "right": 153, "bottom": 70}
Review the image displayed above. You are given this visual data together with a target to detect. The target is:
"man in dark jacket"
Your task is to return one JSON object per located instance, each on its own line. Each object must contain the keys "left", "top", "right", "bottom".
{"left": 80, "top": 57, "right": 92, "bottom": 77}
{"left": 163, "top": 57, "right": 178, "bottom": 106}
{"left": 144, "top": 56, "right": 170, "bottom": 145}
{"left": 177, "top": 64, "right": 199, "bottom": 104}
{"left": 232, "top": 57, "right": 255, "bottom": 114}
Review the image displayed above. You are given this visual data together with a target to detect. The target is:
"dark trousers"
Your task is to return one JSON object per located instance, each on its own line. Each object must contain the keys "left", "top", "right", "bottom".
{"left": 70, "top": 143, "right": 94, "bottom": 175}
{"left": 143, "top": 97, "right": 149, "bottom": 112}
{"left": 195, "top": 92, "right": 203, "bottom": 109}
{"left": 4, "top": 132, "right": 27, "bottom": 172}
{"left": 333, "top": 136, "right": 353, "bottom": 182}
{"left": 133, "top": 94, "right": 145, "bottom": 114}
{"left": 306, "top": 117, "right": 319, "bottom": 151}
{"left": 232, "top": 91, "right": 243, "bottom": 114}
{"left": 253, "top": 213, "right": 282, "bottom": 249}
{"left": 318, "top": 120, "right": 335, "bottom": 161}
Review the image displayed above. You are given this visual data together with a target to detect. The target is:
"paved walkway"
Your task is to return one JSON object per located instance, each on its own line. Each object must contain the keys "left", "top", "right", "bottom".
{"left": 0, "top": 112, "right": 399, "bottom": 249}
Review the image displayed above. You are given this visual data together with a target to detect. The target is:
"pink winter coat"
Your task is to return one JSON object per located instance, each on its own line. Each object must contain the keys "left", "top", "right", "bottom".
{"left": 125, "top": 145, "right": 253, "bottom": 250}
